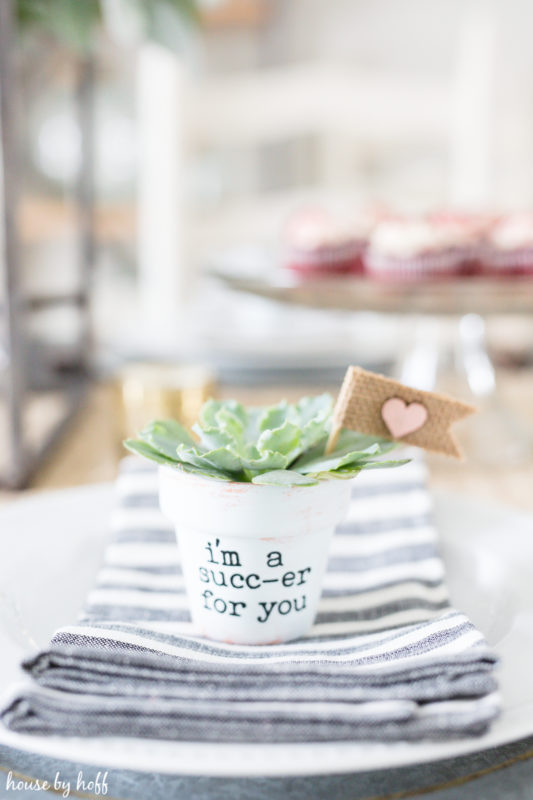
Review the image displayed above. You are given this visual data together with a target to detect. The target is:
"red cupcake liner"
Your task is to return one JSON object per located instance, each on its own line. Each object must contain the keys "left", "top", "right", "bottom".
{"left": 285, "top": 240, "right": 366, "bottom": 277}
{"left": 458, "top": 245, "right": 485, "bottom": 276}
{"left": 363, "top": 248, "right": 465, "bottom": 282}
{"left": 480, "top": 247, "right": 533, "bottom": 277}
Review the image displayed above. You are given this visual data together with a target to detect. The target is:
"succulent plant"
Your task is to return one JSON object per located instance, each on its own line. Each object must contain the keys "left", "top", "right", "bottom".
{"left": 124, "top": 394, "right": 409, "bottom": 486}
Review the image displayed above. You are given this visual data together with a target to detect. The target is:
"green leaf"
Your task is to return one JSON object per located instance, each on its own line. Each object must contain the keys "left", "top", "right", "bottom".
{"left": 243, "top": 406, "right": 264, "bottom": 443}
{"left": 17, "top": 0, "right": 201, "bottom": 55}
{"left": 125, "top": 438, "right": 233, "bottom": 480}
{"left": 258, "top": 401, "right": 290, "bottom": 432}
{"left": 238, "top": 445, "right": 289, "bottom": 471}
{"left": 214, "top": 406, "right": 246, "bottom": 445}
{"left": 123, "top": 439, "right": 181, "bottom": 467}
{"left": 299, "top": 423, "right": 328, "bottom": 452}
{"left": 311, "top": 458, "right": 411, "bottom": 480}
{"left": 295, "top": 393, "right": 332, "bottom": 423}
{"left": 351, "top": 458, "right": 411, "bottom": 471}
{"left": 292, "top": 427, "right": 397, "bottom": 474}
{"left": 257, "top": 421, "right": 301, "bottom": 459}
{"left": 192, "top": 423, "right": 234, "bottom": 452}
{"left": 335, "top": 428, "right": 397, "bottom": 455}
{"left": 139, "top": 419, "right": 196, "bottom": 460}
{"left": 176, "top": 462, "right": 233, "bottom": 482}
{"left": 17, "top": 0, "right": 102, "bottom": 53}
{"left": 252, "top": 470, "right": 319, "bottom": 486}
{"left": 309, "top": 468, "right": 361, "bottom": 481}
{"left": 199, "top": 399, "right": 224, "bottom": 429}
{"left": 221, "top": 400, "right": 247, "bottom": 425}
{"left": 293, "top": 444, "right": 381, "bottom": 474}
{"left": 176, "top": 444, "right": 242, "bottom": 475}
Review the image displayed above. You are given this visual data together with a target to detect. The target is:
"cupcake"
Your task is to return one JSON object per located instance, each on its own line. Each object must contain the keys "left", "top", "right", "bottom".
{"left": 283, "top": 208, "right": 365, "bottom": 277}
{"left": 426, "top": 211, "right": 497, "bottom": 275}
{"left": 364, "top": 218, "right": 466, "bottom": 281}
{"left": 351, "top": 205, "right": 392, "bottom": 253}
{"left": 482, "top": 213, "right": 533, "bottom": 277}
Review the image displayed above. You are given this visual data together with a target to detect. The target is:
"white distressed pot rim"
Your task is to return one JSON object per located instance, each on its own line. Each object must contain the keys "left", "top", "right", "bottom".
{"left": 159, "top": 464, "right": 353, "bottom": 538}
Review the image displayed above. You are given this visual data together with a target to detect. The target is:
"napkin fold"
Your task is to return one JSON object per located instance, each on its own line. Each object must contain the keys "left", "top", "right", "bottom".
{"left": 1, "top": 458, "right": 499, "bottom": 742}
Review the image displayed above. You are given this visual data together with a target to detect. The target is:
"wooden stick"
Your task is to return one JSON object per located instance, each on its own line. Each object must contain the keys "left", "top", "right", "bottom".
{"left": 325, "top": 367, "right": 356, "bottom": 454}
{"left": 325, "top": 423, "right": 341, "bottom": 454}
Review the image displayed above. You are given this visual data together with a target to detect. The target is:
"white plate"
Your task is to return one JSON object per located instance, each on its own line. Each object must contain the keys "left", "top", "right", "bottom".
{"left": 0, "top": 484, "right": 532, "bottom": 777}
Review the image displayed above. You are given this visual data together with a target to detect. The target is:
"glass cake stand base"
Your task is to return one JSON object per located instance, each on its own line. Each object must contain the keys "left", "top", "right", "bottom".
{"left": 399, "top": 314, "right": 533, "bottom": 466}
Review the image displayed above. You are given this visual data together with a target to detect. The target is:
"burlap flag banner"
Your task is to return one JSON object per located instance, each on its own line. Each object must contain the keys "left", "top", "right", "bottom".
{"left": 326, "top": 366, "right": 476, "bottom": 459}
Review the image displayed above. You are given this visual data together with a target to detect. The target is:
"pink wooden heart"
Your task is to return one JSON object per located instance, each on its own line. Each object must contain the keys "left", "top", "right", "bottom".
{"left": 381, "top": 397, "right": 428, "bottom": 438}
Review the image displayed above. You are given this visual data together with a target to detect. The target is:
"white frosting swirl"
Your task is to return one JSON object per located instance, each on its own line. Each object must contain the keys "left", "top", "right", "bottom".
{"left": 369, "top": 221, "right": 461, "bottom": 257}
{"left": 490, "top": 214, "right": 533, "bottom": 250}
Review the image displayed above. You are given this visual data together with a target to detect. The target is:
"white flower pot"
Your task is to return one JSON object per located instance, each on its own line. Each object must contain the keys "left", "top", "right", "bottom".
{"left": 159, "top": 467, "right": 353, "bottom": 645}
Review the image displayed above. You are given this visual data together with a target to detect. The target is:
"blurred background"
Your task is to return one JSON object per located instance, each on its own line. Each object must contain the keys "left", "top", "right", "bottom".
{"left": 1, "top": 0, "right": 533, "bottom": 506}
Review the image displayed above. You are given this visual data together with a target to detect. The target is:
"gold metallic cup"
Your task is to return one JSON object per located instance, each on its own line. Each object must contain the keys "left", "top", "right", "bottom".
{"left": 116, "top": 363, "right": 216, "bottom": 441}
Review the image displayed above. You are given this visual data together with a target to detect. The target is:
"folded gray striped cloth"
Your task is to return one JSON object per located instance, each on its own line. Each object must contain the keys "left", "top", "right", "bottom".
{"left": 1, "top": 457, "right": 499, "bottom": 742}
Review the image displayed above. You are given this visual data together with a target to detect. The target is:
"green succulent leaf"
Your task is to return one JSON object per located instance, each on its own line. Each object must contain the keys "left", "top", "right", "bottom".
{"left": 123, "top": 439, "right": 182, "bottom": 467}
{"left": 176, "top": 444, "right": 242, "bottom": 475}
{"left": 257, "top": 420, "right": 301, "bottom": 459}
{"left": 292, "top": 428, "right": 396, "bottom": 474}
{"left": 333, "top": 428, "right": 397, "bottom": 456}
{"left": 176, "top": 462, "right": 233, "bottom": 482}
{"left": 309, "top": 468, "right": 362, "bottom": 481}
{"left": 311, "top": 458, "right": 410, "bottom": 481}
{"left": 191, "top": 423, "right": 234, "bottom": 452}
{"left": 292, "top": 393, "right": 333, "bottom": 426}
{"left": 258, "top": 401, "right": 290, "bottom": 432}
{"left": 244, "top": 407, "right": 265, "bottom": 443}
{"left": 139, "top": 419, "right": 196, "bottom": 460}
{"left": 252, "top": 470, "right": 319, "bottom": 486}
{"left": 199, "top": 399, "right": 224, "bottom": 429}
{"left": 214, "top": 406, "right": 246, "bottom": 445}
{"left": 238, "top": 445, "right": 289, "bottom": 472}
{"left": 292, "top": 445, "right": 380, "bottom": 475}
{"left": 345, "top": 458, "right": 411, "bottom": 471}
{"left": 300, "top": 423, "right": 328, "bottom": 452}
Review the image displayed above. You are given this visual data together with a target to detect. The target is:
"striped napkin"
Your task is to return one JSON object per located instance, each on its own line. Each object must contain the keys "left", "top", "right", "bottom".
{"left": 1, "top": 457, "right": 499, "bottom": 742}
